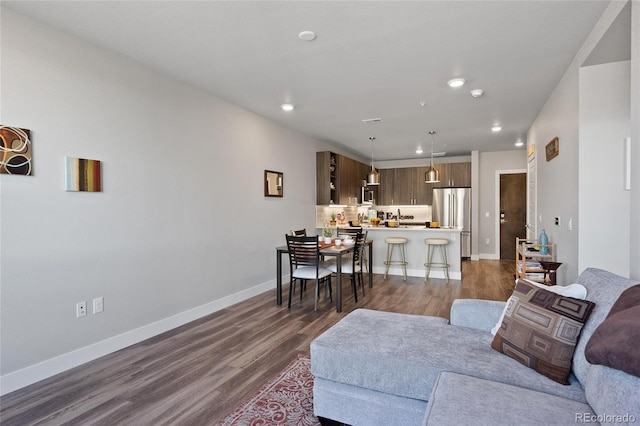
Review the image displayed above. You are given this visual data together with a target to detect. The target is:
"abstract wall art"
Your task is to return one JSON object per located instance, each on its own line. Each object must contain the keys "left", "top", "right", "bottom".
{"left": 0, "top": 125, "right": 32, "bottom": 175}
{"left": 65, "top": 156, "right": 102, "bottom": 192}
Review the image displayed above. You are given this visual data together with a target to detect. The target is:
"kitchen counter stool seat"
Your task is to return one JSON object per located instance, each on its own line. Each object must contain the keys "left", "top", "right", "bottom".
{"left": 384, "top": 237, "right": 408, "bottom": 281}
{"left": 424, "top": 238, "right": 450, "bottom": 283}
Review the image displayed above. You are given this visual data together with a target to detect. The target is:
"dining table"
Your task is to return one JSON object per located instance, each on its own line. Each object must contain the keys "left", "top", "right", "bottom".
{"left": 275, "top": 239, "right": 373, "bottom": 313}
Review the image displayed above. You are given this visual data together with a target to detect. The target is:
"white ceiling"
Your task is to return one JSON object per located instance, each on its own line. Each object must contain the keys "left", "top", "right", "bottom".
{"left": 4, "top": 1, "right": 613, "bottom": 161}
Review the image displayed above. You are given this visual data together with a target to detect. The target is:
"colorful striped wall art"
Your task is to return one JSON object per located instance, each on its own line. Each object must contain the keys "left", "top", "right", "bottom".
{"left": 65, "top": 157, "right": 102, "bottom": 192}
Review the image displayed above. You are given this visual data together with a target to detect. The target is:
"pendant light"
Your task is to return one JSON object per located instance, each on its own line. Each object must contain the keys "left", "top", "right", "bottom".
{"left": 366, "top": 136, "right": 380, "bottom": 186}
{"left": 425, "top": 130, "right": 440, "bottom": 183}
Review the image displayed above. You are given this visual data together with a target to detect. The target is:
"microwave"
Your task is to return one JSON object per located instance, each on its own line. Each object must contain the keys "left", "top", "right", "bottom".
{"left": 361, "top": 186, "right": 375, "bottom": 204}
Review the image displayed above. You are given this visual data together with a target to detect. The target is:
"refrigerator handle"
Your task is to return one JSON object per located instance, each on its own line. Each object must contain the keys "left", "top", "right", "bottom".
{"left": 452, "top": 193, "right": 456, "bottom": 227}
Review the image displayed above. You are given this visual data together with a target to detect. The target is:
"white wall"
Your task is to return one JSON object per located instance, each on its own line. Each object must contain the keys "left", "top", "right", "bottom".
{"left": 527, "top": 0, "right": 636, "bottom": 283}
{"left": 630, "top": 1, "right": 640, "bottom": 280}
{"left": 0, "top": 9, "right": 325, "bottom": 393}
{"left": 579, "top": 61, "right": 631, "bottom": 276}
{"left": 477, "top": 151, "right": 527, "bottom": 260}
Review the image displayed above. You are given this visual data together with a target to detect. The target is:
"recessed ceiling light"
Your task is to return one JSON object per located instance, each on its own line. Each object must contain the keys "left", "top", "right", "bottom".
{"left": 491, "top": 125, "right": 502, "bottom": 132}
{"left": 470, "top": 89, "right": 484, "bottom": 98}
{"left": 298, "top": 31, "right": 317, "bottom": 41}
{"left": 447, "top": 78, "right": 466, "bottom": 88}
{"left": 416, "top": 148, "right": 423, "bottom": 154}
{"left": 515, "top": 140, "right": 524, "bottom": 147}
{"left": 281, "top": 103, "right": 295, "bottom": 112}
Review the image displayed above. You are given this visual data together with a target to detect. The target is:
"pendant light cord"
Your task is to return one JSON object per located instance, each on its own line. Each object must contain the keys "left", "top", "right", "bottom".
{"left": 370, "top": 137, "right": 376, "bottom": 169}
{"left": 429, "top": 131, "right": 435, "bottom": 166}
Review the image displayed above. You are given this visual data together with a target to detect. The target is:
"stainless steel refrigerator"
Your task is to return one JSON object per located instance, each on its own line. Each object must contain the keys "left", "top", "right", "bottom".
{"left": 432, "top": 187, "right": 471, "bottom": 258}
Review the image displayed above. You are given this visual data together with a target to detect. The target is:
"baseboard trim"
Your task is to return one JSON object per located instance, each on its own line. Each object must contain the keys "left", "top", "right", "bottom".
{"left": 0, "top": 279, "right": 277, "bottom": 396}
{"left": 479, "top": 253, "right": 500, "bottom": 260}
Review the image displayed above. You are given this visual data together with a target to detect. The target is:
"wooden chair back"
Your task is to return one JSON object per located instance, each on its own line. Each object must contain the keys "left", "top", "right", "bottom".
{"left": 285, "top": 235, "right": 320, "bottom": 268}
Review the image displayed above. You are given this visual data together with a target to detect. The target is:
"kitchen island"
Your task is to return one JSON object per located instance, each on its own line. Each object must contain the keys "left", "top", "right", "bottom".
{"left": 317, "top": 225, "right": 462, "bottom": 280}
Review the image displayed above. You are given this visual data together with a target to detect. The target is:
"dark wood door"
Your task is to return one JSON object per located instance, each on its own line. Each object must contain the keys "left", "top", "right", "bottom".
{"left": 500, "top": 173, "right": 526, "bottom": 260}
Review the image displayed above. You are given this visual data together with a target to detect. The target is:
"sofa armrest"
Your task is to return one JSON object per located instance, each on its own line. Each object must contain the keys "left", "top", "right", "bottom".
{"left": 450, "top": 299, "right": 506, "bottom": 332}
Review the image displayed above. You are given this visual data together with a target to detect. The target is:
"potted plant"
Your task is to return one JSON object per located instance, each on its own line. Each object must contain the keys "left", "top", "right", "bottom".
{"left": 323, "top": 222, "right": 333, "bottom": 244}
{"left": 329, "top": 212, "right": 337, "bottom": 226}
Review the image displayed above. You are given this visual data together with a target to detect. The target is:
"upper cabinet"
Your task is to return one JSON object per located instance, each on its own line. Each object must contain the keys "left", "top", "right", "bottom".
{"left": 316, "top": 152, "right": 337, "bottom": 205}
{"left": 317, "top": 153, "right": 470, "bottom": 205}
{"left": 377, "top": 162, "right": 471, "bottom": 205}
{"left": 378, "top": 168, "right": 395, "bottom": 205}
{"left": 378, "top": 167, "right": 432, "bottom": 205}
{"left": 316, "top": 152, "right": 372, "bottom": 205}
{"left": 436, "top": 162, "right": 471, "bottom": 187}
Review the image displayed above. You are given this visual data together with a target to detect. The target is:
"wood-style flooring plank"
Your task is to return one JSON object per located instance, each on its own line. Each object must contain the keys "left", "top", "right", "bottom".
{"left": 0, "top": 260, "right": 514, "bottom": 426}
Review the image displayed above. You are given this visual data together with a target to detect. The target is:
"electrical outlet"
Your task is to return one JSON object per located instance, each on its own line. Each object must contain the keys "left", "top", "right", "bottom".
{"left": 485, "top": 238, "right": 490, "bottom": 245}
{"left": 93, "top": 297, "right": 104, "bottom": 314}
{"left": 76, "top": 301, "right": 87, "bottom": 318}
{"left": 568, "top": 218, "right": 573, "bottom": 231}
{"left": 555, "top": 217, "right": 561, "bottom": 226}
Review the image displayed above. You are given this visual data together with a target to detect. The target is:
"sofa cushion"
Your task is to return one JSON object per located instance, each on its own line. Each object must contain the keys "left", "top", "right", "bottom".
{"left": 490, "top": 279, "right": 588, "bottom": 335}
{"left": 572, "top": 268, "right": 640, "bottom": 385}
{"left": 311, "top": 309, "right": 587, "bottom": 403}
{"left": 585, "top": 284, "right": 640, "bottom": 377}
{"left": 422, "top": 372, "right": 595, "bottom": 426}
{"left": 584, "top": 364, "right": 640, "bottom": 420}
{"left": 491, "top": 280, "right": 595, "bottom": 384}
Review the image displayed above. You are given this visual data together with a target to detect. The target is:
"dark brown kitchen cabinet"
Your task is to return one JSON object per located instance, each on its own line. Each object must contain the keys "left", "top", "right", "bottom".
{"left": 378, "top": 168, "right": 395, "bottom": 205}
{"left": 318, "top": 156, "right": 471, "bottom": 205}
{"left": 316, "top": 151, "right": 372, "bottom": 205}
{"left": 338, "top": 155, "right": 364, "bottom": 204}
{"left": 437, "top": 162, "right": 471, "bottom": 187}
{"left": 378, "top": 167, "right": 432, "bottom": 205}
{"left": 316, "top": 151, "right": 338, "bottom": 205}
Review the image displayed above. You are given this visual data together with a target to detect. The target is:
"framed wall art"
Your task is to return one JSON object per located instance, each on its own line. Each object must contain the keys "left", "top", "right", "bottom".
{"left": 65, "top": 156, "right": 102, "bottom": 192}
{"left": 0, "top": 125, "right": 32, "bottom": 175}
{"left": 264, "top": 170, "right": 283, "bottom": 197}
{"left": 545, "top": 137, "right": 559, "bottom": 161}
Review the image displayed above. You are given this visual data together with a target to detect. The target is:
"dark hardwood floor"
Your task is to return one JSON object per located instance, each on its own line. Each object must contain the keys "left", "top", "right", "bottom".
{"left": 0, "top": 260, "right": 514, "bottom": 426}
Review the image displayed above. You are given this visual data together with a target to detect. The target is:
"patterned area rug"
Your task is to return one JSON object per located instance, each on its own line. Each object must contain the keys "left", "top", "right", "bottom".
{"left": 218, "top": 353, "right": 321, "bottom": 426}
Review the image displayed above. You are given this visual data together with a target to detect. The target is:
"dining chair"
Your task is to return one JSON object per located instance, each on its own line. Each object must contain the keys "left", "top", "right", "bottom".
{"left": 337, "top": 227, "right": 369, "bottom": 273}
{"left": 290, "top": 229, "right": 308, "bottom": 295}
{"left": 285, "top": 235, "right": 333, "bottom": 311}
{"left": 326, "top": 231, "right": 365, "bottom": 302}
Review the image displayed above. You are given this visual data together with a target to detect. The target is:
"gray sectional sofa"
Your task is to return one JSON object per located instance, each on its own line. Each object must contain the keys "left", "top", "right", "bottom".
{"left": 310, "top": 268, "right": 640, "bottom": 425}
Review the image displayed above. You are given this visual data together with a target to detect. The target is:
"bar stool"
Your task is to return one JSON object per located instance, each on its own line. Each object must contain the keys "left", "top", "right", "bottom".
{"left": 384, "top": 237, "right": 408, "bottom": 281}
{"left": 424, "top": 238, "right": 450, "bottom": 283}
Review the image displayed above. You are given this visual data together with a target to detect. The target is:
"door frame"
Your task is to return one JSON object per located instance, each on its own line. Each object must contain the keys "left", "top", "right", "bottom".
{"left": 494, "top": 169, "right": 527, "bottom": 259}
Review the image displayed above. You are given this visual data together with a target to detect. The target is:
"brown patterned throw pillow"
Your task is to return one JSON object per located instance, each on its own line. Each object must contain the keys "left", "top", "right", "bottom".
{"left": 585, "top": 284, "right": 640, "bottom": 377}
{"left": 491, "top": 279, "right": 596, "bottom": 385}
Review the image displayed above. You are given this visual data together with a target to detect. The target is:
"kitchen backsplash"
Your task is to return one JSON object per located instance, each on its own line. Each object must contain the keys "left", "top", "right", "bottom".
{"left": 316, "top": 205, "right": 432, "bottom": 228}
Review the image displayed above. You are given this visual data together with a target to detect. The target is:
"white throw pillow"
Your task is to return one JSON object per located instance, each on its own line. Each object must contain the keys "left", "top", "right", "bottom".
{"left": 490, "top": 279, "right": 588, "bottom": 335}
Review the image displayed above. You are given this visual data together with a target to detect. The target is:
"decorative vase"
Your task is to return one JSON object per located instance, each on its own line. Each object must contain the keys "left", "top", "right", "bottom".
{"left": 539, "top": 229, "right": 549, "bottom": 255}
